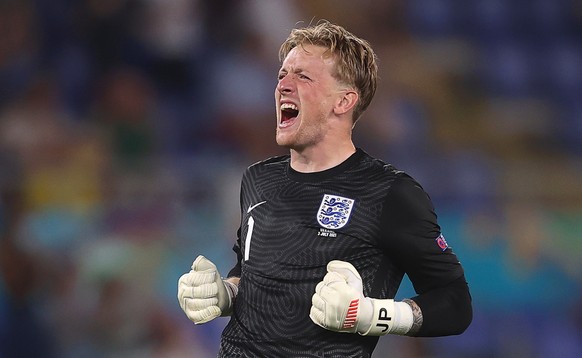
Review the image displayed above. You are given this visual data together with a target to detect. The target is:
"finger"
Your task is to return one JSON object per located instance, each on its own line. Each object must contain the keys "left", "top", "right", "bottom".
{"left": 327, "top": 280, "right": 359, "bottom": 303}
{"left": 315, "top": 280, "right": 326, "bottom": 294}
{"left": 184, "top": 296, "right": 219, "bottom": 311}
{"left": 178, "top": 273, "right": 190, "bottom": 302}
{"left": 322, "top": 271, "right": 346, "bottom": 285}
{"left": 314, "top": 269, "right": 347, "bottom": 298}
{"left": 184, "top": 304, "right": 221, "bottom": 324}
{"left": 327, "top": 260, "right": 362, "bottom": 285}
{"left": 178, "top": 292, "right": 186, "bottom": 312}
{"left": 192, "top": 255, "right": 218, "bottom": 272}
{"left": 181, "top": 270, "right": 216, "bottom": 286}
{"left": 191, "top": 282, "right": 218, "bottom": 298}
{"left": 317, "top": 282, "right": 340, "bottom": 302}
{"left": 311, "top": 291, "right": 326, "bottom": 311}
{"left": 179, "top": 282, "right": 218, "bottom": 301}
{"left": 309, "top": 304, "right": 325, "bottom": 327}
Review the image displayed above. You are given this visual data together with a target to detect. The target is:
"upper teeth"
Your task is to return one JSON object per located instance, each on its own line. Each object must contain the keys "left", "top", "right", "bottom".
{"left": 281, "top": 103, "right": 298, "bottom": 111}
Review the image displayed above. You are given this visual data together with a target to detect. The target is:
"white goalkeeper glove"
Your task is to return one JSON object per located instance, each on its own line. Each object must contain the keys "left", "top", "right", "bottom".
{"left": 310, "top": 260, "right": 414, "bottom": 336}
{"left": 177, "top": 255, "right": 238, "bottom": 324}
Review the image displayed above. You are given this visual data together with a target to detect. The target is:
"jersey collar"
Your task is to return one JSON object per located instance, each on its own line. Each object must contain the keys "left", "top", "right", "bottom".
{"left": 286, "top": 148, "right": 366, "bottom": 183}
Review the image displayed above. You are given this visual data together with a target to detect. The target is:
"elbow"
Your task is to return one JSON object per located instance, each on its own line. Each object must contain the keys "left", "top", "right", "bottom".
{"left": 451, "top": 296, "right": 473, "bottom": 335}
{"left": 448, "top": 282, "right": 473, "bottom": 335}
{"left": 414, "top": 277, "right": 473, "bottom": 337}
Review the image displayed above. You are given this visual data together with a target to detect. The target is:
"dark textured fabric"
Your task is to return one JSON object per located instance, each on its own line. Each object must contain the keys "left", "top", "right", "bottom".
{"left": 220, "top": 148, "right": 469, "bottom": 357}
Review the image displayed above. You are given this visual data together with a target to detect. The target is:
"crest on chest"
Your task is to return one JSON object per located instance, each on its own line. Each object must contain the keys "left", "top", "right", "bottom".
{"left": 317, "top": 194, "right": 355, "bottom": 230}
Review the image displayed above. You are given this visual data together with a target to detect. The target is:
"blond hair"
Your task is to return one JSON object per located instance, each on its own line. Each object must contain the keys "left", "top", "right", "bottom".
{"left": 279, "top": 20, "right": 378, "bottom": 123}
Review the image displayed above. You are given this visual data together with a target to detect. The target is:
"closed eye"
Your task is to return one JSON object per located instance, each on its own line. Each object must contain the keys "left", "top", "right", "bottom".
{"left": 277, "top": 71, "right": 311, "bottom": 81}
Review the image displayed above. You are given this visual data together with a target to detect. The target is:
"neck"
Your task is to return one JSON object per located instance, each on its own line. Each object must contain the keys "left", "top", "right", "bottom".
{"left": 289, "top": 141, "right": 356, "bottom": 173}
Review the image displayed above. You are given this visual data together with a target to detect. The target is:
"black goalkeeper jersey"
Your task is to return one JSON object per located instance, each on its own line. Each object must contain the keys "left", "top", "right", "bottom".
{"left": 219, "top": 148, "right": 466, "bottom": 357}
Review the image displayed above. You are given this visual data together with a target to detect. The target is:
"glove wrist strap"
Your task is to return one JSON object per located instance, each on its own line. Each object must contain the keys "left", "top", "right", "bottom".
{"left": 359, "top": 299, "right": 414, "bottom": 336}
{"left": 220, "top": 280, "right": 238, "bottom": 316}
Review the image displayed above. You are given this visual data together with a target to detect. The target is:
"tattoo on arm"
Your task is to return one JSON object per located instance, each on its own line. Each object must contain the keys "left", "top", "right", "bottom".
{"left": 403, "top": 299, "right": 423, "bottom": 336}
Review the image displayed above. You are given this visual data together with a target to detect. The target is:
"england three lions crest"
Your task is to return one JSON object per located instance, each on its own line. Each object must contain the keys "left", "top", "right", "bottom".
{"left": 317, "top": 194, "right": 355, "bottom": 229}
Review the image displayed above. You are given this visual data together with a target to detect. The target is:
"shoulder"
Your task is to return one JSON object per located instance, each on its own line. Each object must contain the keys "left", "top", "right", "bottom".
{"left": 242, "top": 155, "right": 290, "bottom": 180}
{"left": 354, "top": 149, "right": 412, "bottom": 186}
{"left": 358, "top": 150, "right": 431, "bottom": 207}
{"left": 361, "top": 151, "right": 424, "bottom": 189}
{"left": 246, "top": 155, "right": 289, "bottom": 171}
{"left": 385, "top": 171, "right": 434, "bottom": 215}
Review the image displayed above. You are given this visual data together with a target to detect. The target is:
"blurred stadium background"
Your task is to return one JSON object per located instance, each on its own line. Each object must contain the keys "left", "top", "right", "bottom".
{"left": 1, "top": 0, "right": 581, "bottom": 357}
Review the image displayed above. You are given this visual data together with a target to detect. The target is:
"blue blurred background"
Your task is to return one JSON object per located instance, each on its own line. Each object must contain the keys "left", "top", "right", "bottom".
{"left": 1, "top": 0, "right": 581, "bottom": 357}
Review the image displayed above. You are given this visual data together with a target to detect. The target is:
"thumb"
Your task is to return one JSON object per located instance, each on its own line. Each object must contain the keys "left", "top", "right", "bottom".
{"left": 192, "top": 255, "right": 218, "bottom": 272}
{"left": 326, "top": 260, "right": 363, "bottom": 289}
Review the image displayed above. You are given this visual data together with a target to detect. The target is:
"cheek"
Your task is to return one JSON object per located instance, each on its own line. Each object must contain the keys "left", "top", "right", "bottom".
{"left": 306, "top": 98, "right": 331, "bottom": 121}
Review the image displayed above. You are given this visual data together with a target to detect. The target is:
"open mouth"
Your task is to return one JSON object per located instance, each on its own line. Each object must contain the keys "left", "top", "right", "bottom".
{"left": 280, "top": 103, "right": 299, "bottom": 128}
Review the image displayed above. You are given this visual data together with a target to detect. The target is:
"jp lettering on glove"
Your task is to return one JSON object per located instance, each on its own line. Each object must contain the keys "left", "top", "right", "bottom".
{"left": 309, "top": 260, "right": 415, "bottom": 336}
{"left": 178, "top": 255, "right": 238, "bottom": 324}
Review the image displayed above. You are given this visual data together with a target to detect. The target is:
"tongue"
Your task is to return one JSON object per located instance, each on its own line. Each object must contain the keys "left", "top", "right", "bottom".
{"left": 281, "top": 113, "right": 297, "bottom": 127}
{"left": 282, "top": 117, "right": 295, "bottom": 126}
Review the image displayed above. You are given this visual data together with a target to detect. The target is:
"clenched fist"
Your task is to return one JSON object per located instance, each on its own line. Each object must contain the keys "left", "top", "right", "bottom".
{"left": 178, "top": 255, "right": 238, "bottom": 324}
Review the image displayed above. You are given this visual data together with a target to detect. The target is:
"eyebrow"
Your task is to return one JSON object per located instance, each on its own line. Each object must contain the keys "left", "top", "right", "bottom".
{"left": 278, "top": 67, "right": 310, "bottom": 75}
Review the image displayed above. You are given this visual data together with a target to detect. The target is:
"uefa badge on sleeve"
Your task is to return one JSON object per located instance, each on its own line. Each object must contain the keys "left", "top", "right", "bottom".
{"left": 317, "top": 194, "right": 355, "bottom": 230}
{"left": 435, "top": 234, "right": 449, "bottom": 251}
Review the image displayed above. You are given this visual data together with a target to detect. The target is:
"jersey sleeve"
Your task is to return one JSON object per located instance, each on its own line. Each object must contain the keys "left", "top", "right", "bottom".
{"left": 227, "top": 227, "right": 243, "bottom": 278}
{"left": 227, "top": 171, "right": 247, "bottom": 278}
{"left": 379, "top": 173, "right": 472, "bottom": 336}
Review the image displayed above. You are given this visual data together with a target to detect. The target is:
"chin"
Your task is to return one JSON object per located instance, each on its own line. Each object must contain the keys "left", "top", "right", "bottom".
{"left": 275, "top": 130, "right": 288, "bottom": 144}
{"left": 275, "top": 137, "right": 291, "bottom": 148}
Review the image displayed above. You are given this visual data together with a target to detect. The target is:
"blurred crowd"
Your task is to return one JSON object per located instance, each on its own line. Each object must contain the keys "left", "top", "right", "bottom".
{"left": 0, "top": 0, "right": 581, "bottom": 357}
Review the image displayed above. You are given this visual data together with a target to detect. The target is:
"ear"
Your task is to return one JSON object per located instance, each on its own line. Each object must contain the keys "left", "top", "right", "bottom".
{"left": 333, "top": 90, "right": 359, "bottom": 116}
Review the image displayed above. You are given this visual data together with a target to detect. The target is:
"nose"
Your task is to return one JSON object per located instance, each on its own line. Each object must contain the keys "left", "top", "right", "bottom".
{"left": 277, "top": 75, "right": 293, "bottom": 94}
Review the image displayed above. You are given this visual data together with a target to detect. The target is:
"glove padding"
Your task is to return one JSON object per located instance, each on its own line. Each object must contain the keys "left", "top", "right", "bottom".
{"left": 178, "top": 255, "right": 235, "bottom": 324}
{"left": 310, "top": 260, "right": 374, "bottom": 334}
{"left": 310, "top": 260, "right": 413, "bottom": 336}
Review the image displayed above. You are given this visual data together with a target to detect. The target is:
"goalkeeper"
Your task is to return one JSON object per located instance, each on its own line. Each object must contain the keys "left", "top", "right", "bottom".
{"left": 178, "top": 20, "right": 472, "bottom": 357}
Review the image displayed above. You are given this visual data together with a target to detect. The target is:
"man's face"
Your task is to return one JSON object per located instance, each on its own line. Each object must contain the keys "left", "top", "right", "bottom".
{"left": 275, "top": 44, "right": 343, "bottom": 150}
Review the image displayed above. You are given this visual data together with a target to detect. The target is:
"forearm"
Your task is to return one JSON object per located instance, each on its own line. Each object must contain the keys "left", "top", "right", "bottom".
{"left": 402, "top": 298, "right": 423, "bottom": 336}
{"left": 408, "top": 276, "right": 473, "bottom": 337}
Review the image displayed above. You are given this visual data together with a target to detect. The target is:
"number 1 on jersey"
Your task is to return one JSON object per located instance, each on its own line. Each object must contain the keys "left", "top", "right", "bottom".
{"left": 244, "top": 216, "right": 255, "bottom": 261}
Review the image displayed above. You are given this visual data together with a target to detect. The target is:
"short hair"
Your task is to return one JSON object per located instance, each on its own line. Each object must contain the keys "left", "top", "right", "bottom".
{"left": 279, "top": 20, "right": 378, "bottom": 123}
